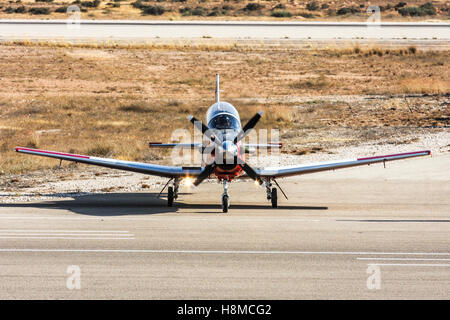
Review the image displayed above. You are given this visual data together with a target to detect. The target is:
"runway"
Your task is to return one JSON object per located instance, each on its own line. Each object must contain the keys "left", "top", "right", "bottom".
{"left": 0, "top": 20, "right": 449, "bottom": 41}
{"left": 0, "top": 153, "right": 449, "bottom": 299}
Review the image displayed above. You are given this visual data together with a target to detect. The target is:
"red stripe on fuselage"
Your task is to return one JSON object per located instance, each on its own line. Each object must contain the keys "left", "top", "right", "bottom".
{"left": 15, "top": 147, "right": 90, "bottom": 159}
{"left": 357, "top": 150, "right": 431, "bottom": 161}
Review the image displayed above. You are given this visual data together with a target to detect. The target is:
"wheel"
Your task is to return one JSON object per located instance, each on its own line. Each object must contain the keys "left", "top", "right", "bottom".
{"left": 271, "top": 188, "right": 278, "bottom": 208}
{"left": 222, "top": 195, "right": 229, "bottom": 213}
{"left": 168, "top": 186, "right": 174, "bottom": 207}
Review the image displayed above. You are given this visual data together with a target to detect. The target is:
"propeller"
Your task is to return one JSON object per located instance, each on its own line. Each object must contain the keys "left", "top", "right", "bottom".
{"left": 240, "top": 162, "right": 263, "bottom": 185}
{"left": 193, "top": 163, "right": 216, "bottom": 187}
{"left": 234, "top": 111, "right": 263, "bottom": 144}
{"left": 188, "top": 115, "right": 221, "bottom": 144}
{"left": 188, "top": 111, "right": 264, "bottom": 187}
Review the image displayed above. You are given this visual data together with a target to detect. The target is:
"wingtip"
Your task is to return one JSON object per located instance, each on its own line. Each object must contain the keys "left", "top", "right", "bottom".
{"left": 149, "top": 142, "right": 162, "bottom": 147}
{"left": 257, "top": 110, "right": 263, "bottom": 116}
{"left": 187, "top": 115, "right": 193, "bottom": 121}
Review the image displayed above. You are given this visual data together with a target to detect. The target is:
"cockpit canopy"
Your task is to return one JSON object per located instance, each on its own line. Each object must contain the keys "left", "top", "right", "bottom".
{"left": 206, "top": 102, "right": 241, "bottom": 130}
{"left": 208, "top": 114, "right": 240, "bottom": 130}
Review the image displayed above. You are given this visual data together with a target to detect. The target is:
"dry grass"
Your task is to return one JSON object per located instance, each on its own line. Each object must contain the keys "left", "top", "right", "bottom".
{"left": 0, "top": 42, "right": 448, "bottom": 174}
{"left": 4, "top": 39, "right": 243, "bottom": 52}
{"left": 289, "top": 74, "right": 331, "bottom": 90}
{"left": 399, "top": 78, "right": 448, "bottom": 94}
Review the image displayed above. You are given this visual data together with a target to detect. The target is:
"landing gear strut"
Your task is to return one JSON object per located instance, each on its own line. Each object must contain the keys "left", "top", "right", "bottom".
{"left": 167, "top": 178, "right": 179, "bottom": 207}
{"left": 222, "top": 180, "right": 230, "bottom": 213}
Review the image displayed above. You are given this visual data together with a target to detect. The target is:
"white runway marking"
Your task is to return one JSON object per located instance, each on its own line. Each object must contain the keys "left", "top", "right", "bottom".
{"left": 0, "top": 237, "right": 135, "bottom": 240}
{"left": 358, "top": 257, "right": 450, "bottom": 261}
{"left": 0, "top": 233, "right": 133, "bottom": 236}
{"left": 0, "top": 249, "right": 449, "bottom": 255}
{"left": 0, "top": 229, "right": 130, "bottom": 233}
{"left": 0, "top": 229, "right": 134, "bottom": 240}
{"left": 367, "top": 263, "right": 450, "bottom": 267}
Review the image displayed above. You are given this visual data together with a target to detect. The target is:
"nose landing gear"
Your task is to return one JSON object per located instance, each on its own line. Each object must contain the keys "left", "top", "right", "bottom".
{"left": 221, "top": 180, "right": 230, "bottom": 213}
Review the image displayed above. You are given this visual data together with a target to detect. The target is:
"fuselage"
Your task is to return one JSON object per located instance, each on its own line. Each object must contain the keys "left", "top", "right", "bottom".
{"left": 205, "top": 102, "right": 245, "bottom": 181}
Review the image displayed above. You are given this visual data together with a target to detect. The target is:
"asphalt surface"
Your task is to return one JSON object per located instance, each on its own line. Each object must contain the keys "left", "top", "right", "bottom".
{"left": 0, "top": 153, "right": 448, "bottom": 299}
{"left": 0, "top": 20, "right": 449, "bottom": 41}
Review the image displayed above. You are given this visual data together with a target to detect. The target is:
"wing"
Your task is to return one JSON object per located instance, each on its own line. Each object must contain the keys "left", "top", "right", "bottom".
{"left": 254, "top": 150, "right": 431, "bottom": 178}
{"left": 242, "top": 143, "right": 282, "bottom": 154}
{"left": 15, "top": 147, "right": 203, "bottom": 179}
{"left": 243, "top": 143, "right": 282, "bottom": 148}
{"left": 149, "top": 142, "right": 203, "bottom": 150}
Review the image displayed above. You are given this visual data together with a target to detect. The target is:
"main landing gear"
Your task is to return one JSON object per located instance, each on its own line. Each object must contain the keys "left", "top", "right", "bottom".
{"left": 220, "top": 178, "right": 281, "bottom": 213}
{"left": 162, "top": 177, "right": 285, "bottom": 212}
{"left": 167, "top": 178, "right": 179, "bottom": 207}
{"left": 265, "top": 179, "right": 278, "bottom": 208}
{"left": 222, "top": 180, "right": 230, "bottom": 213}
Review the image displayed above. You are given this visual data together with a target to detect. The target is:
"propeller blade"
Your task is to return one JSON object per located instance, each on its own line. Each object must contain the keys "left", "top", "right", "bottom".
{"left": 234, "top": 111, "right": 263, "bottom": 143}
{"left": 240, "top": 162, "right": 263, "bottom": 185}
{"left": 188, "top": 115, "right": 209, "bottom": 135}
{"left": 193, "top": 164, "right": 216, "bottom": 187}
{"left": 188, "top": 115, "right": 222, "bottom": 144}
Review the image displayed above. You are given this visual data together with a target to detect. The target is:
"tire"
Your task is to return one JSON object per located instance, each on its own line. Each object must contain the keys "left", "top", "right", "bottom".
{"left": 168, "top": 186, "right": 174, "bottom": 207}
{"left": 271, "top": 188, "right": 278, "bottom": 208}
{"left": 222, "top": 195, "right": 229, "bottom": 213}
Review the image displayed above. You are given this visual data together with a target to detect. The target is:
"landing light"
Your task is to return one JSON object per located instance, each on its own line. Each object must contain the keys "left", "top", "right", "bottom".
{"left": 183, "top": 177, "right": 193, "bottom": 187}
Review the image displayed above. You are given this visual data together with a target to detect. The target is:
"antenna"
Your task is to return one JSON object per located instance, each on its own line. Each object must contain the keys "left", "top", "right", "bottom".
{"left": 215, "top": 74, "right": 220, "bottom": 103}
